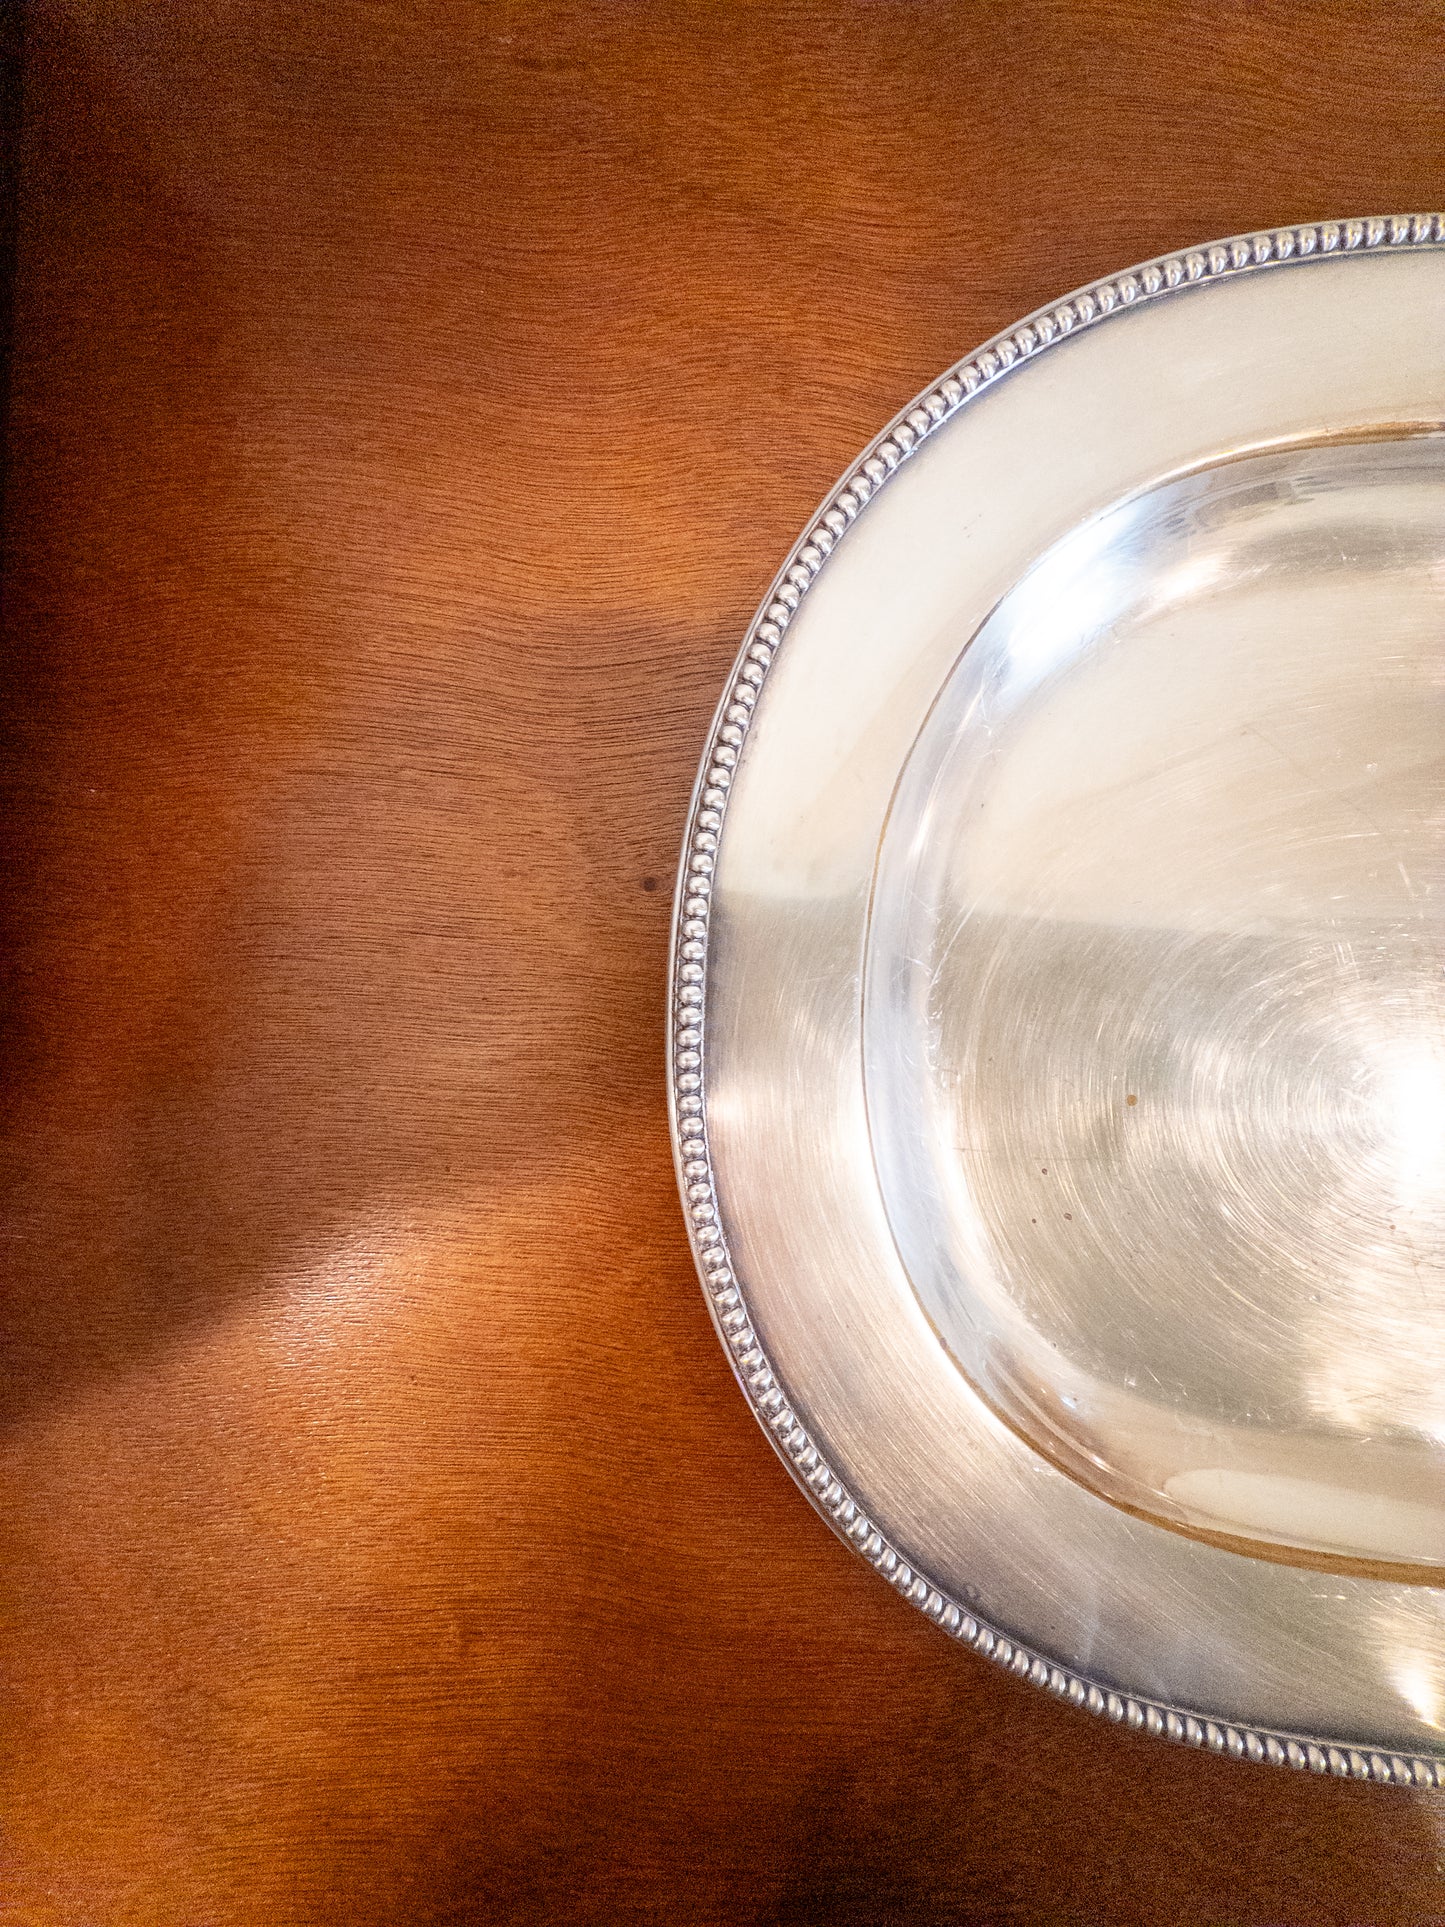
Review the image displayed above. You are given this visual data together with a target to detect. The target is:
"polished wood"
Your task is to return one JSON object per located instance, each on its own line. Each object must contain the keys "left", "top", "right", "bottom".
{"left": 4, "top": 3, "right": 1445, "bottom": 1920}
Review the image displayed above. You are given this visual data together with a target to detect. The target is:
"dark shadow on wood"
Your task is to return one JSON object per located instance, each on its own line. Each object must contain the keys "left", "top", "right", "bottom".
{"left": 0, "top": 0, "right": 27, "bottom": 591}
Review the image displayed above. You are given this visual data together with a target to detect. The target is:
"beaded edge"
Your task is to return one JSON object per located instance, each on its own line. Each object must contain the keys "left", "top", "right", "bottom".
{"left": 669, "top": 215, "right": 1445, "bottom": 1783}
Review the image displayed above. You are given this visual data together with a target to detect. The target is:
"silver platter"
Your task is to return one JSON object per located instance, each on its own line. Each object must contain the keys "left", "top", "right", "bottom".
{"left": 670, "top": 219, "right": 1445, "bottom": 1778}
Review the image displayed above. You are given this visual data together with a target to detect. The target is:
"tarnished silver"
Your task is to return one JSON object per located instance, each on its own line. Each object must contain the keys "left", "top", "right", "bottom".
{"left": 671, "top": 221, "right": 1445, "bottom": 1774}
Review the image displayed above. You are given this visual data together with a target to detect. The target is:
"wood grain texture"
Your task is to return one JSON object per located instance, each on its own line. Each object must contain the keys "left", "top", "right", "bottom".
{"left": 3, "top": 2, "right": 1445, "bottom": 1920}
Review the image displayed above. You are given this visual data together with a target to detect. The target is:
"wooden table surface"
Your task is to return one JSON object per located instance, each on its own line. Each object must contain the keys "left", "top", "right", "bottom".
{"left": 4, "top": 3, "right": 1445, "bottom": 1921}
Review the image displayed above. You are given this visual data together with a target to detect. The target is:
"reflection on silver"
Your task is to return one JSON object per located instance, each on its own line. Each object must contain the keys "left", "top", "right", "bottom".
{"left": 868, "top": 438, "right": 1445, "bottom": 1569}
{"left": 678, "top": 224, "right": 1445, "bottom": 1769}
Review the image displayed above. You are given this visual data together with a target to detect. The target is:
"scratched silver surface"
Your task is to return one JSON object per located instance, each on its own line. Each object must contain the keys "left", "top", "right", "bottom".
{"left": 699, "top": 241, "right": 1445, "bottom": 1756}
{"left": 867, "top": 436, "right": 1445, "bottom": 1572}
